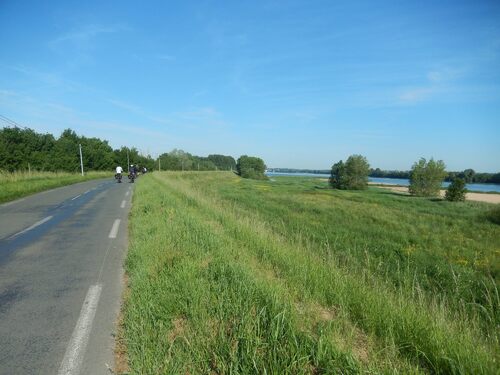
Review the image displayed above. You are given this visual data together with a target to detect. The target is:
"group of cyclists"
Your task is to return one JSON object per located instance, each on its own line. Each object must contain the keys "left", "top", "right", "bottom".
{"left": 114, "top": 164, "right": 147, "bottom": 183}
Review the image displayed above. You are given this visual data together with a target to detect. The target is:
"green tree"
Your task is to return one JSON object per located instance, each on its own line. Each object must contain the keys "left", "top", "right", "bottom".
{"left": 0, "top": 125, "right": 156, "bottom": 173}
{"left": 409, "top": 158, "right": 447, "bottom": 197}
{"left": 32, "top": 133, "right": 56, "bottom": 171}
{"left": 207, "top": 154, "right": 236, "bottom": 170}
{"left": 113, "top": 147, "right": 132, "bottom": 171}
{"left": 329, "top": 160, "right": 345, "bottom": 189}
{"left": 137, "top": 153, "right": 155, "bottom": 171}
{"left": 158, "top": 149, "right": 192, "bottom": 170}
{"left": 114, "top": 147, "right": 154, "bottom": 172}
{"left": 0, "top": 127, "right": 56, "bottom": 171}
{"left": 158, "top": 152, "right": 180, "bottom": 170}
{"left": 80, "top": 137, "right": 114, "bottom": 170}
{"left": 192, "top": 156, "right": 217, "bottom": 171}
{"left": 236, "top": 155, "right": 267, "bottom": 179}
{"left": 445, "top": 178, "right": 467, "bottom": 201}
{"left": 330, "top": 155, "right": 370, "bottom": 190}
{"left": 170, "top": 149, "right": 193, "bottom": 170}
{"left": 460, "top": 169, "right": 476, "bottom": 183}
{"left": 52, "top": 129, "right": 80, "bottom": 172}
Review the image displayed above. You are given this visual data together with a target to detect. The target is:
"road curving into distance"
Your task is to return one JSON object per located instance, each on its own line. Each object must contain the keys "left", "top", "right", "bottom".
{"left": 0, "top": 177, "right": 132, "bottom": 375}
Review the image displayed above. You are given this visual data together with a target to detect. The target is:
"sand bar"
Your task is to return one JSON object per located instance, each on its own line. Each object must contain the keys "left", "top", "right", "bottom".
{"left": 370, "top": 184, "right": 500, "bottom": 204}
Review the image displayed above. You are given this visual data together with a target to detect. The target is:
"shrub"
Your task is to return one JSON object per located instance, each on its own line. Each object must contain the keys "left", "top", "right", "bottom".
{"left": 330, "top": 155, "right": 370, "bottom": 190}
{"left": 236, "top": 155, "right": 267, "bottom": 180}
{"left": 409, "top": 158, "right": 446, "bottom": 197}
{"left": 445, "top": 178, "right": 467, "bottom": 201}
{"left": 329, "top": 160, "right": 345, "bottom": 188}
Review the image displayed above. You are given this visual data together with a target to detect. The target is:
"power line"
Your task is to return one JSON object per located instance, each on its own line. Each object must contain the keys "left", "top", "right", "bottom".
{"left": 0, "top": 114, "right": 28, "bottom": 129}
{"left": 0, "top": 114, "right": 18, "bottom": 126}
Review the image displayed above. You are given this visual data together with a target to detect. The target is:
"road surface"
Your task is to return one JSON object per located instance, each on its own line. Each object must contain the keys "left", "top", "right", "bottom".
{"left": 0, "top": 178, "right": 132, "bottom": 375}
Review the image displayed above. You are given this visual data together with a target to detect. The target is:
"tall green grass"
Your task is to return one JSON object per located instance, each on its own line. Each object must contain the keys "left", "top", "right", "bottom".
{"left": 123, "top": 172, "right": 499, "bottom": 374}
{"left": 0, "top": 170, "right": 113, "bottom": 203}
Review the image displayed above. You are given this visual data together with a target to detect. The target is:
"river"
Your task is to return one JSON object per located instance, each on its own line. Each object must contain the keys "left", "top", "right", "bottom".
{"left": 265, "top": 172, "right": 500, "bottom": 193}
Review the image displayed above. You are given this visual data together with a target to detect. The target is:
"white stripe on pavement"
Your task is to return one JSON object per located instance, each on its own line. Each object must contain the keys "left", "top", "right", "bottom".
{"left": 120, "top": 200, "right": 126, "bottom": 208}
{"left": 8, "top": 216, "right": 53, "bottom": 239}
{"left": 71, "top": 194, "right": 82, "bottom": 201}
{"left": 125, "top": 191, "right": 129, "bottom": 197}
{"left": 108, "top": 219, "right": 121, "bottom": 239}
{"left": 58, "top": 284, "right": 103, "bottom": 375}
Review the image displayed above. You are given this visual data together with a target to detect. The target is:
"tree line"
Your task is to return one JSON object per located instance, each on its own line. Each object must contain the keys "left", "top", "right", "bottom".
{"left": 158, "top": 149, "right": 236, "bottom": 171}
{"left": 330, "top": 155, "right": 474, "bottom": 201}
{"left": 0, "top": 127, "right": 156, "bottom": 172}
{"left": 269, "top": 167, "right": 500, "bottom": 184}
{"left": 371, "top": 168, "right": 500, "bottom": 184}
{"left": 0, "top": 126, "right": 244, "bottom": 174}
{"left": 1, "top": 126, "right": 495, "bottom": 190}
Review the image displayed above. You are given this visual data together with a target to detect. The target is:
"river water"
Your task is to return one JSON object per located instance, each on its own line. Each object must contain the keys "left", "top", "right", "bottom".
{"left": 265, "top": 172, "right": 500, "bottom": 193}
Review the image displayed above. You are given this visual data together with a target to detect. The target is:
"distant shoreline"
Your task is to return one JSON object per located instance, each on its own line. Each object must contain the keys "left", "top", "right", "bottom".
{"left": 267, "top": 172, "right": 500, "bottom": 194}
{"left": 368, "top": 183, "right": 500, "bottom": 204}
{"left": 310, "top": 179, "right": 500, "bottom": 203}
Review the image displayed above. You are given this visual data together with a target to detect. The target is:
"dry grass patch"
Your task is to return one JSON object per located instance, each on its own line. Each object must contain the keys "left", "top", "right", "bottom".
{"left": 168, "top": 317, "right": 188, "bottom": 342}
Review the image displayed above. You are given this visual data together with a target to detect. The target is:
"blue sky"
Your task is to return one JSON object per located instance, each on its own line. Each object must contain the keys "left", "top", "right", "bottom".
{"left": 1, "top": 0, "right": 499, "bottom": 171}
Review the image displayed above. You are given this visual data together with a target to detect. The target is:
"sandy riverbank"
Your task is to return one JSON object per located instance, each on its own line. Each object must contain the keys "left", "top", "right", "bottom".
{"left": 370, "top": 184, "right": 500, "bottom": 204}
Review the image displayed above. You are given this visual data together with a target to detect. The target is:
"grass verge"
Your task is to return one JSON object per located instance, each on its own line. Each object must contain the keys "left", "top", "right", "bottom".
{"left": 122, "top": 172, "right": 499, "bottom": 374}
{"left": 0, "top": 171, "right": 113, "bottom": 204}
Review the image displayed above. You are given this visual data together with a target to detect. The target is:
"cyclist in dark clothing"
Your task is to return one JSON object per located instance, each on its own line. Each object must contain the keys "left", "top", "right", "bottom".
{"left": 130, "top": 164, "right": 138, "bottom": 177}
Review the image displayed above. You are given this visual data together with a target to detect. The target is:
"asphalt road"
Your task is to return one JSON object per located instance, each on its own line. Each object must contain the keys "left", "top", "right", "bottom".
{"left": 0, "top": 177, "right": 133, "bottom": 375}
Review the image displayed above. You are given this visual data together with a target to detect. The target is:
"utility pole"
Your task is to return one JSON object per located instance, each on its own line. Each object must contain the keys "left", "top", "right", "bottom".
{"left": 127, "top": 149, "right": 130, "bottom": 172}
{"left": 79, "top": 144, "right": 84, "bottom": 176}
{"left": 158, "top": 157, "right": 161, "bottom": 172}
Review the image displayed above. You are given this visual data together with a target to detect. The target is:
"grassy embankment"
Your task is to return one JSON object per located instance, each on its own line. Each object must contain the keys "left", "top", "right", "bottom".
{"left": 122, "top": 172, "right": 499, "bottom": 374}
{"left": 0, "top": 171, "right": 113, "bottom": 204}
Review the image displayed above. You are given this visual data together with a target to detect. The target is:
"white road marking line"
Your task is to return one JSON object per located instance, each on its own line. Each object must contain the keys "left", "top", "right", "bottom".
{"left": 71, "top": 194, "right": 82, "bottom": 201}
{"left": 58, "top": 284, "right": 103, "bottom": 375}
{"left": 108, "top": 219, "right": 121, "bottom": 239}
{"left": 125, "top": 191, "right": 129, "bottom": 197}
{"left": 120, "top": 200, "right": 126, "bottom": 208}
{"left": 83, "top": 190, "right": 90, "bottom": 195}
{"left": 8, "top": 216, "right": 53, "bottom": 239}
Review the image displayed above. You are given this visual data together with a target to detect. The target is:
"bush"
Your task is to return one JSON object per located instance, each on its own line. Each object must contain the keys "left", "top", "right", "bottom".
{"left": 330, "top": 154, "right": 370, "bottom": 190}
{"left": 445, "top": 178, "right": 467, "bottom": 201}
{"left": 329, "top": 160, "right": 345, "bottom": 188}
{"left": 236, "top": 155, "right": 267, "bottom": 180}
{"left": 409, "top": 158, "right": 446, "bottom": 197}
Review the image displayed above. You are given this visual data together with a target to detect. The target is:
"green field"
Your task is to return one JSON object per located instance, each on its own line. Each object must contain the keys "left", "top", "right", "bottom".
{"left": 122, "top": 172, "right": 499, "bottom": 374}
{"left": 0, "top": 171, "right": 113, "bottom": 204}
